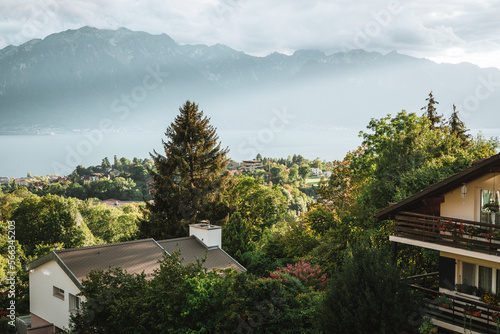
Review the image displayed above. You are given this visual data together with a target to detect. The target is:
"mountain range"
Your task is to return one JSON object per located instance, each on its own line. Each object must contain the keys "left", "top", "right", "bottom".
{"left": 1, "top": 26, "right": 499, "bottom": 140}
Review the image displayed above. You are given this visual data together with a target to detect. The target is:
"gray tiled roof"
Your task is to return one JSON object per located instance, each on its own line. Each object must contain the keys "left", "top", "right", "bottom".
{"left": 27, "top": 236, "right": 245, "bottom": 289}
{"left": 55, "top": 239, "right": 165, "bottom": 282}
{"left": 158, "top": 236, "right": 246, "bottom": 272}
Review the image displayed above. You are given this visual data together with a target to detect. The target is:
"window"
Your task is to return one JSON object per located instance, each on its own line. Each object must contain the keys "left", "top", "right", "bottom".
{"left": 69, "top": 294, "right": 81, "bottom": 312}
{"left": 462, "top": 262, "right": 476, "bottom": 285}
{"left": 481, "top": 189, "right": 500, "bottom": 224}
{"left": 479, "top": 266, "right": 493, "bottom": 292}
{"left": 461, "top": 262, "right": 498, "bottom": 293}
{"left": 496, "top": 270, "right": 500, "bottom": 293}
{"left": 53, "top": 286, "right": 65, "bottom": 300}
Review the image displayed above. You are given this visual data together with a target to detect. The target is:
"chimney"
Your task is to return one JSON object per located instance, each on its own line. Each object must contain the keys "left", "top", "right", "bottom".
{"left": 189, "top": 221, "right": 222, "bottom": 249}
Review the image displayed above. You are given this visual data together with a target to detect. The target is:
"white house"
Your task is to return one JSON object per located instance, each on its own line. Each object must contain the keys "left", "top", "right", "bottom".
{"left": 24, "top": 223, "right": 245, "bottom": 333}
{"left": 82, "top": 173, "right": 110, "bottom": 184}
{"left": 310, "top": 168, "right": 322, "bottom": 177}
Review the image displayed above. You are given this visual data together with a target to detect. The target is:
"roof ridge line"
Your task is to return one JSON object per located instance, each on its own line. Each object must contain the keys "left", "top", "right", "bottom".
{"left": 157, "top": 236, "right": 195, "bottom": 243}
{"left": 55, "top": 238, "right": 156, "bottom": 253}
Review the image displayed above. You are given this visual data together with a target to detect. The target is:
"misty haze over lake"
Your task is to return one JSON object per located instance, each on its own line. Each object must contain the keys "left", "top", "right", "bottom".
{"left": 0, "top": 127, "right": 363, "bottom": 178}
{"left": 1, "top": 27, "right": 499, "bottom": 178}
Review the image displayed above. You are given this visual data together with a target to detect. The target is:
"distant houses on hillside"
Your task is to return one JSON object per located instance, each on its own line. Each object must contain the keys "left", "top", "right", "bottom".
{"left": 0, "top": 176, "right": 70, "bottom": 187}
{"left": 240, "top": 160, "right": 263, "bottom": 171}
{"left": 225, "top": 160, "right": 332, "bottom": 179}
{"left": 310, "top": 168, "right": 322, "bottom": 177}
{"left": 310, "top": 168, "right": 331, "bottom": 178}
{"left": 226, "top": 160, "right": 241, "bottom": 170}
{"left": 82, "top": 173, "right": 110, "bottom": 184}
{"left": 106, "top": 167, "right": 121, "bottom": 176}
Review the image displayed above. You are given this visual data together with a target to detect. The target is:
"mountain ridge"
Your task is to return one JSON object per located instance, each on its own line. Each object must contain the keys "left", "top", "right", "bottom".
{"left": 1, "top": 26, "right": 499, "bottom": 136}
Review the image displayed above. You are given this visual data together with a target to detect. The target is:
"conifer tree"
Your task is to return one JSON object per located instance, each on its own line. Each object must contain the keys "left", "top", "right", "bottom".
{"left": 448, "top": 104, "right": 470, "bottom": 145}
{"left": 101, "top": 157, "right": 111, "bottom": 168}
{"left": 141, "top": 101, "right": 229, "bottom": 239}
{"left": 222, "top": 212, "right": 254, "bottom": 260}
{"left": 421, "top": 91, "right": 442, "bottom": 130}
{"left": 320, "top": 246, "right": 424, "bottom": 333}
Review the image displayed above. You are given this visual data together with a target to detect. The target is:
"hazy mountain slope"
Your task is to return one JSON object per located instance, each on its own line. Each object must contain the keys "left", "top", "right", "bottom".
{"left": 1, "top": 26, "right": 499, "bottom": 135}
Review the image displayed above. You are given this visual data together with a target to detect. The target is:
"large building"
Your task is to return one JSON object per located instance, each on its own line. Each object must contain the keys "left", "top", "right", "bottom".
{"left": 240, "top": 160, "right": 263, "bottom": 171}
{"left": 377, "top": 153, "right": 500, "bottom": 333}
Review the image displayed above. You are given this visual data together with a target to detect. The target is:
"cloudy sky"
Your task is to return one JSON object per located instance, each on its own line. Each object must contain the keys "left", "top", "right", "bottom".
{"left": 1, "top": 0, "right": 500, "bottom": 69}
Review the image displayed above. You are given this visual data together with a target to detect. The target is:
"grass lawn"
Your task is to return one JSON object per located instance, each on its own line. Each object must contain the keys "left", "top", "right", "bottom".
{"left": 306, "top": 177, "right": 321, "bottom": 186}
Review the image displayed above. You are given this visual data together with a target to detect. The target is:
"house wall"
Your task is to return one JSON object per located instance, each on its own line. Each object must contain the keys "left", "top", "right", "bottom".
{"left": 29, "top": 260, "right": 81, "bottom": 331}
{"left": 441, "top": 251, "right": 500, "bottom": 292}
{"left": 440, "top": 174, "right": 499, "bottom": 221}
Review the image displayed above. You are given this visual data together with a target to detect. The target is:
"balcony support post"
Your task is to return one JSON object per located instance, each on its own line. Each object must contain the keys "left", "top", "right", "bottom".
{"left": 391, "top": 241, "right": 398, "bottom": 264}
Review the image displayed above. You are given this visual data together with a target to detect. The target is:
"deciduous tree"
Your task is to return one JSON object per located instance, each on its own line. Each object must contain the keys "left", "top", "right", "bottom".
{"left": 298, "top": 165, "right": 310, "bottom": 179}
{"left": 12, "top": 194, "right": 96, "bottom": 255}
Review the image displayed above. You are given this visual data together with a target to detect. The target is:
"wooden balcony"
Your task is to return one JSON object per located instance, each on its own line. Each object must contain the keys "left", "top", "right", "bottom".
{"left": 392, "top": 212, "right": 500, "bottom": 257}
{"left": 408, "top": 272, "right": 500, "bottom": 333}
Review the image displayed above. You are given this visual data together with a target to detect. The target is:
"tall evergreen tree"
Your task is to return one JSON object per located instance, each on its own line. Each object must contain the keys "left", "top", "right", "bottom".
{"left": 141, "top": 101, "right": 229, "bottom": 239}
{"left": 421, "top": 91, "right": 442, "bottom": 130}
{"left": 448, "top": 104, "right": 470, "bottom": 145}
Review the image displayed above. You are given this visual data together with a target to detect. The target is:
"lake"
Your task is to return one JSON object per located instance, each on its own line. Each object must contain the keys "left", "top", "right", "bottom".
{"left": 0, "top": 127, "right": 363, "bottom": 178}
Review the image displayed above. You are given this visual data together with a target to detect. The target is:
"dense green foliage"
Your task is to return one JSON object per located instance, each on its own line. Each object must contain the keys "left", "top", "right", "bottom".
{"left": 320, "top": 246, "right": 424, "bottom": 333}
{"left": 77, "top": 200, "right": 141, "bottom": 243}
{"left": 2, "top": 158, "right": 154, "bottom": 201}
{"left": 224, "top": 175, "right": 289, "bottom": 232}
{"left": 222, "top": 212, "right": 254, "bottom": 260}
{"left": 318, "top": 107, "right": 498, "bottom": 274}
{"left": 0, "top": 190, "right": 144, "bottom": 319}
{"left": 12, "top": 195, "right": 95, "bottom": 256}
{"left": 69, "top": 253, "right": 324, "bottom": 334}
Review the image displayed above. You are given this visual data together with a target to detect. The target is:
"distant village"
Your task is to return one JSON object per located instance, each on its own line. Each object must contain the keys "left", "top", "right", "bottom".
{"left": 0, "top": 158, "right": 332, "bottom": 192}
{"left": 228, "top": 160, "right": 332, "bottom": 178}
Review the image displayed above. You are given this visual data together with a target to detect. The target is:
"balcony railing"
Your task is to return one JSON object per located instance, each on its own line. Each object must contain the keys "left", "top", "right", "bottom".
{"left": 408, "top": 272, "right": 500, "bottom": 333}
{"left": 393, "top": 211, "right": 500, "bottom": 256}
{"left": 405, "top": 272, "right": 440, "bottom": 289}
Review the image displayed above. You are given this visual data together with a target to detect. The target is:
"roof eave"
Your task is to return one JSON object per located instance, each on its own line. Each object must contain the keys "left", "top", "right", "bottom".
{"left": 216, "top": 246, "right": 247, "bottom": 272}
{"left": 25, "top": 251, "right": 83, "bottom": 289}
{"left": 375, "top": 153, "right": 500, "bottom": 220}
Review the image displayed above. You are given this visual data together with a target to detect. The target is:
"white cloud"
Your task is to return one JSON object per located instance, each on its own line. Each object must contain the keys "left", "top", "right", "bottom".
{"left": 0, "top": 0, "right": 499, "bottom": 69}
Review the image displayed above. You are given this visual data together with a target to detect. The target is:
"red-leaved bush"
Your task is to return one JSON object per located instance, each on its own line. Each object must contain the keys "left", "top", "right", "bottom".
{"left": 270, "top": 259, "right": 327, "bottom": 291}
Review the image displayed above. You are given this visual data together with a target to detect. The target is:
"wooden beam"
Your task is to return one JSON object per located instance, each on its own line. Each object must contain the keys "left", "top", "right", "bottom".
{"left": 421, "top": 196, "right": 445, "bottom": 205}
{"left": 488, "top": 167, "right": 500, "bottom": 173}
